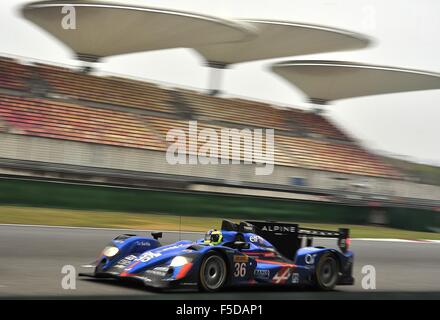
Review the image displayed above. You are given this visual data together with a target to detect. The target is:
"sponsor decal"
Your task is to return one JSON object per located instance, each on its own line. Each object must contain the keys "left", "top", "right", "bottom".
{"left": 249, "top": 235, "right": 258, "bottom": 242}
{"left": 114, "top": 263, "right": 128, "bottom": 269}
{"left": 135, "top": 241, "right": 151, "bottom": 247}
{"left": 249, "top": 235, "right": 265, "bottom": 243}
{"left": 254, "top": 269, "right": 270, "bottom": 279}
{"left": 115, "top": 255, "right": 138, "bottom": 268}
{"left": 261, "top": 225, "right": 296, "bottom": 233}
{"left": 291, "top": 273, "right": 299, "bottom": 284}
{"left": 233, "top": 255, "right": 249, "bottom": 263}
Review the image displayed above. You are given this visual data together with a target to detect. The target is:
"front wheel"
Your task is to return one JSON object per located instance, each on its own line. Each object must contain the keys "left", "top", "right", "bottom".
{"left": 315, "top": 253, "right": 339, "bottom": 291}
{"left": 199, "top": 252, "right": 227, "bottom": 292}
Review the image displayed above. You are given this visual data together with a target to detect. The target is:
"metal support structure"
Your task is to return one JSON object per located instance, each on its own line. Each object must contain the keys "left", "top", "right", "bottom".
{"left": 206, "top": 61, "right": 228, "bottom": 96}
{"left": 76, "top": 53, "right": 101, "bottom": 74}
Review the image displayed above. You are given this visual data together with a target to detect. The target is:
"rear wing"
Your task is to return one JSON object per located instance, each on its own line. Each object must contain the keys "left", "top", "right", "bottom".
{"left": 226, "top": 220, "right": 351, "bottom": 259}
{"left": 297, "top": 225, "right": 350, "bottom": 253}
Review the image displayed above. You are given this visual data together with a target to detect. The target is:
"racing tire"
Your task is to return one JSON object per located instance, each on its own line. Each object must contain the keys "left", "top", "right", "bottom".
{"left": 199, "top": 252, "right": 227, "bottom": 292}
{"left": 315, "top": 253, "right": 339, "bottom": 291}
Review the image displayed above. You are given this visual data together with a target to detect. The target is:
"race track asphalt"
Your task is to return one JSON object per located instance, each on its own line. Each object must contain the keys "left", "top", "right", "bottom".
{"left": 0, "top": 224, "right": 439, "bottom": 299}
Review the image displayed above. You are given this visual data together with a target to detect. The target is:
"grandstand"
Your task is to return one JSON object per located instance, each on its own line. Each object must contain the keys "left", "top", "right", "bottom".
{"left": 0, "top": 55, "right": 439, "bottom": 208}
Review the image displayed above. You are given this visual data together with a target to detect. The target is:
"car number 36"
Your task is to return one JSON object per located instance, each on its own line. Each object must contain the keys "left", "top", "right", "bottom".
{"left": 234, "top": 262, "right": 247, "bottom": 277}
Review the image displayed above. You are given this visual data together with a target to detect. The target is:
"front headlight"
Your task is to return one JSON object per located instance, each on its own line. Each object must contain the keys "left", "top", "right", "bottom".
{"left": 170, "top": 256, "right": 191, "bottom": 267}
{"left": 102, "top": 246, "right": 119, "bottom": 257}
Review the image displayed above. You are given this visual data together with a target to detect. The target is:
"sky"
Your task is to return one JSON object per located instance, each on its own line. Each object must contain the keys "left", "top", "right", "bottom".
{"left": 2, "top": 0, "right": 440, "bottom": 165}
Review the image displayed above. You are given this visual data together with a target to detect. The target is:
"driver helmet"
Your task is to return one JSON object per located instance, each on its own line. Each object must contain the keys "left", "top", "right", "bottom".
{"left": 203, "top": 229, "right": 223, "bottom": 246}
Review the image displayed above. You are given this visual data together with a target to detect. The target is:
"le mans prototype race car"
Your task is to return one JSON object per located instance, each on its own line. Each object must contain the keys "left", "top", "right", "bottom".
{"left": 81, "top": 220, "right": 354, "bottom": 292}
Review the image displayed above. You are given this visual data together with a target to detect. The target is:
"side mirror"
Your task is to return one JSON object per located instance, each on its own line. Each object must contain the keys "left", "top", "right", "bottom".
{"left": 151, "top": 232, "right": 162, "bottom": 240}
{"left": 233, "top": 241, "right": 250, "bottom": 250}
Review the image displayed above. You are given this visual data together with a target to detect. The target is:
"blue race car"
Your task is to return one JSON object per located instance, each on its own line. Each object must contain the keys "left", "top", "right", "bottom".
{"left": 81, "top": 220, "right": 354, "bottom": 292}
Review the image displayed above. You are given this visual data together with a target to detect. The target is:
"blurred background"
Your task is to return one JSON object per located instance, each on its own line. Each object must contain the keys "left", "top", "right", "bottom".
{"left": 1, "top": 0, "right": 440, "bottom": 299}
{"left": 0, "top": 0, "right": 439, "bottom": 239}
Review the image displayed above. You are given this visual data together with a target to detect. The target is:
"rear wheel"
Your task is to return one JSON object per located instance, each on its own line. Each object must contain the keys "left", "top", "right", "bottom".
{"left": 315, "top": 253, "right": 339, "bottom": 291}
{"left": 199, "top": 252, "right": 227, "bottom": 292}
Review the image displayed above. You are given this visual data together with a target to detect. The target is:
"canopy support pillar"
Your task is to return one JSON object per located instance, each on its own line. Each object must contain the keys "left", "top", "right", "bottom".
{"left": 308, "top": 97, "right": 328, "bottom": 114}
{"left": 76, "top": 53, "right": 101, "bottom": 74}
{"left": 207, "top": 61, "right": 227, "bottom": 96}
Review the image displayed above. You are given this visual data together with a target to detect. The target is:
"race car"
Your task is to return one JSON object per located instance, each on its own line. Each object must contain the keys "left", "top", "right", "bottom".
{"left": 80, "top": 220, "right": 354, "bottom": 292}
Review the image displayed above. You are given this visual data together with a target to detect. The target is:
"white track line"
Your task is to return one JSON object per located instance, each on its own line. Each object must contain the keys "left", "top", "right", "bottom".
{"left": 1, "top": 223, "right": 439, "bottom": 243}
{"left": 354, "top": 238, "right": 440, "bottom": 243}
{"left": 0, "top": 223, "right": 202, "bottom": 234}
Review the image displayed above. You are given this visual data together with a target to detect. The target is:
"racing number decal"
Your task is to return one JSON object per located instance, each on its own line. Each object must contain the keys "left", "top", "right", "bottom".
{"left": 138, "top": 251, "right": 161, "bottom": 262}
{"left": 233, "top": 255, "right": 249, "bottom": 278}
{"left": 234, "top": 262, "right": 247, "bottom": 277}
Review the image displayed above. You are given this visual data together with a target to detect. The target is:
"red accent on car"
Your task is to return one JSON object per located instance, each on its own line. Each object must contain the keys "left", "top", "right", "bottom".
{"left": 176, "top": 263, "right": 193, "bottom": 280}
{"left": 255, "top": 259, "right": 296, "bottom": 268}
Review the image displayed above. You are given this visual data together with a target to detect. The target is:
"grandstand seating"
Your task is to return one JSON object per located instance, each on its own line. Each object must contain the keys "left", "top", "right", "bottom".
{"left": 32, "top": 63, "right": 175, "bottom": 114}
{"left": 0, "top": 56, "right": 399, "bottom": 178}
{"left": 0, "top": 57, "right": 33, "bottom": 92}
{"left": 180, "top": 89, "right": 290, "bottom": 131}
{"left": 0, "top": 94, "right": 163, "bottom": 150}
{"left": 282, "top": 108, "right": 351, "bottom": 141}
{"left": 275, "top": 135, "right": 398, "bottom": 176}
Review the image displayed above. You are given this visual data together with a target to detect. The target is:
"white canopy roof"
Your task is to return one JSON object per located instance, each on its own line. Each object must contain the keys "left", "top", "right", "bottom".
{"left": 194, "top": 20, "right": 371, "bottom": 66}
{"left": 272, "top": 60, "right": 440, "bottom": 104}
{"left": 21, "top": 0, "right": 253, "bottom": 61}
